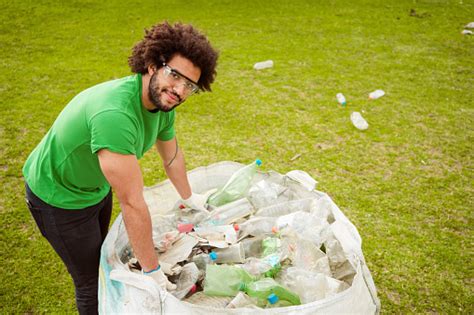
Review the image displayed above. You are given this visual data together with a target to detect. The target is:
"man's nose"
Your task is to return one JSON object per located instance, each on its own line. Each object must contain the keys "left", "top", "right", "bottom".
{"left": 172, "top": 84, "right": 187, "bottom": 98}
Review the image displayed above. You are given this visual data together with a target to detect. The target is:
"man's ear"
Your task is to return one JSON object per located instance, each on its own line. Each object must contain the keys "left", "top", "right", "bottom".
{"left": 147, "top": 64, "right": 155, "bottom": 75}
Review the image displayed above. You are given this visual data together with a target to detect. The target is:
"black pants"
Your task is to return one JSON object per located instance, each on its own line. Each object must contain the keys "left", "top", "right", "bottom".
{"left": 25, "top": 184, "right": 112, "bottom": 315}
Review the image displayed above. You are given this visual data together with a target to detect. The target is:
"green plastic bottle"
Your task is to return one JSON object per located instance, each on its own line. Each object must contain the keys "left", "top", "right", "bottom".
{"left": 203, "top": 264, "right": 255, "bottom": 297}
{"left": 208, "top": 159, "right": 262, "bottom": 207}
{"left": 262, "top": 237, "right": 282, "bottom": 277}
{"left": 239, "top": 278, "right": 301, "bottom": 305}
{"left": 266, "top": 293, "right": 293, "bottom": 308}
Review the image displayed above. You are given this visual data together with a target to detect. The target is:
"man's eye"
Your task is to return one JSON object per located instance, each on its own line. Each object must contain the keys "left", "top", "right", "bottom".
{"left": 185, "top": 83, "right": 194, "bottom": 90}
{"left": 171, "top": 72, "right": 180, "bottom": 80}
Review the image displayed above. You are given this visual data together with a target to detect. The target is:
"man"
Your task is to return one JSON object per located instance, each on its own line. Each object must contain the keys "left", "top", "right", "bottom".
{"left": 23, "top": 21, "right": 218, "bottom": 314}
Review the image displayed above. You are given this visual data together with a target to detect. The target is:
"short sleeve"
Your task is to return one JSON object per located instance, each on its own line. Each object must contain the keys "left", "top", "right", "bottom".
{"left": 89, "top": 110, "right": 138, "bottom": 155}
{"left": 157, "top": 110, "right": 176, "bottom": 141}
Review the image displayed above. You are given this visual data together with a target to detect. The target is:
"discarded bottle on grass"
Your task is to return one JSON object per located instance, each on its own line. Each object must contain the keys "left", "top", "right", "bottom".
{"left": 336, "top": 93, "right": 347, "bottom": 106}
{"left": 204, "top": 264, "right": 255, "bottom": 297}
{"left": 253, "top": 60, "right": 274, "bottom": 70}
{"left": 208, "top": 159, "right": 262, "bottom": 207}
{"left": 368, "top": 89, "right": 385, "bottom": 100}
{"left": 350, "top": 112, "right": 369, "bottom": 130}
{"left": 239, "top": 277, "right": 301, "bottom": 305}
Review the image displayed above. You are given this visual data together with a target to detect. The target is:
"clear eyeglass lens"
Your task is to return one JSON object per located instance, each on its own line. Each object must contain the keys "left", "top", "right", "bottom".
{"left": 163, "top": 67, "right": 197, "bottom": 95}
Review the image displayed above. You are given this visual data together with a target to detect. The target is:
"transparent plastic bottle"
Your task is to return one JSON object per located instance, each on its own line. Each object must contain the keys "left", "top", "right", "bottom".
{"left": 204, "top": 198, "right": 253, "bottom": 225}
{"left": 336, "top": 93, "right": 347, "bottom": 106}
{"left": 350, "top": 112, "right": 369, "bottom": 130}
{"left": 239, "top": 216, "right": 277, "bottom": 237}
{"left": 241, "top": 235, "right": 265, "bottom": 258}
{"left": 203, "top": 265, "right": 255, "bottom": 297}
{"left": 213, "top": 243, "right": 246, "bottom": 264}
{"left": 208, "top": 159, "right": 262, "bottom": 207}
{"left": 239, "top": 278, "right": 301, "bottom": 305}
{"left": 368, "top": 89, "right": 385, "bottom": 100}
{"left": 191, "top": 252, "right": 217, "bottom": 271}
{"left": 253, "top": 60, "right": 274, "bottom": 70}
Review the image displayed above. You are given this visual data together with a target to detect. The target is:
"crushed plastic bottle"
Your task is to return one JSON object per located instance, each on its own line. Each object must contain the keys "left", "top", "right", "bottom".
{"left": 204, "top": 198, "right": 254, "bottom": 225}
{"left": 192, "top": 252, "right": 217, "bottom": 271}
{"left": 465, "top": 22, "right": 474, "bottom": 29}
{"left": 208, "top": 159, "right": 262, "bottom": 207}
{"left": 253, "top": 60, "right": 274, "bottom": 70}
{"left": 204, "top": 265, "right": 255, "bottom": 297}
{"left": 336, "top": 93, "right": 347, "bottom": 106}
{"left": 238, "top": 216, "right": 278, "bottom": 237}
{"left": 213, "top": 243, "right": 246, "bottom": 264}
{"left": 226, "top": 291, "right": 264, "bottom": 308}
{"left": 239, "top": 277, "right": 301, "bottom": 305}
{"left": 241, "top": 235, "right": 265, "bottom": 258}
{"left": 279, "top": 267, "right": 348, "bottom": 304}
{"left": 350, "top": 112, "right": 369, "bottom": 130}
{"left": 266, "top": 293, "right": 292, "bottom": 308}
{"left": 368, "top": 89, "right": 385, "bottom": 100}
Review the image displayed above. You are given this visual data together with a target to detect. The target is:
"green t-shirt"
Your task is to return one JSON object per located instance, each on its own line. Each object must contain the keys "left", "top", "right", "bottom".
{"left": 23, "top": 74, "right": 176, "bottom": 209}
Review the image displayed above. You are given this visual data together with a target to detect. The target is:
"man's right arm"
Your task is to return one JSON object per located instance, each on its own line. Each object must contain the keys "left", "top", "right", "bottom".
{"left": 97, "top": 149, "right": 158, "bottom": 272}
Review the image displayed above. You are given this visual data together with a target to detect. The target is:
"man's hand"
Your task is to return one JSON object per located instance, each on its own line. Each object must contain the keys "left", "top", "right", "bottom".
{"left": 182, "top": 190, "right": 216, "bottom": 211}
{"left": 144, "top": 266, "right": 177, "bottom": 291}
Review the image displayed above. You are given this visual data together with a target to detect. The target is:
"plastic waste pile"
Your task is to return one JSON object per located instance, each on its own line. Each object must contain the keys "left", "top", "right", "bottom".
{"left": 119, "top": 159, "right": 365, "bottom": 309}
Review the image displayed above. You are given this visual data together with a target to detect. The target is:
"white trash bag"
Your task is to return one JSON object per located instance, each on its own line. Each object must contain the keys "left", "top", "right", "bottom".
{"left": 99, "top": 161, "right": 380, "bottom": 314}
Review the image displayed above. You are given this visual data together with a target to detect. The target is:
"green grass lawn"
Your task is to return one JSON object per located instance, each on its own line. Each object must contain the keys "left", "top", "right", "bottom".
{"left": 1, "top": 0, "right": 472, "bottom": 313}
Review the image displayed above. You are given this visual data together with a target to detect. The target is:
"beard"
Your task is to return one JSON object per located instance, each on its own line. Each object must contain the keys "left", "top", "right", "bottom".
{"left": 148, "top": 72, "right": 182, "bottom": 113}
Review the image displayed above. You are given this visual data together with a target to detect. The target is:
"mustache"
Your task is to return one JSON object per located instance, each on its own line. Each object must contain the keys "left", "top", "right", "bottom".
{"left": 164, "top": 89, "right": 182, "bottom": 103}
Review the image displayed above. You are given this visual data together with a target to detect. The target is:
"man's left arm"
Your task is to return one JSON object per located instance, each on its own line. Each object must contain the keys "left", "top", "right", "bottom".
{"left": 156, "top": 137, "right": 192, "bottom": 199}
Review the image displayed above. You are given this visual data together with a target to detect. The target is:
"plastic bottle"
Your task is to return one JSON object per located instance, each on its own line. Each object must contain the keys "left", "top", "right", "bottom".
{"left": 241, "top": 235, "right": 265, "bottom": 258}
{"left": 266, "top": 293, "right": 293, "bottom": 308}
{"left": 204, "top": 198, "right": 254, "bottom": 225}
{"left": 213, "top": 243, "right": 246, "bottom": 264}
{"left": 350, "top": 112, "right": 369, "bottom": 130}
{"left": 203, "top": 265, "right": 255, "bottom": 297}
{"left": 336, "top": 93, "right": 346, "bottom": 106}
{"left": 239, "top": 278, "right": 301, "bottom": 305}
{"left": 191, "top": 252, "right": 217, "bottom": 271}
{"left": 239, "top": 216, "right": 277, "bottom": 237}
{"left": 253, "top": 60, "right": 274, "bottom": 70}
{"left": 368, "top": 89, "right": 385, "bottom": 100}
{"left": 208, "top": 159, "right": 262, "bottom": 207}
{"left": 261, "top": 237, "right": 282, "bottom": 277}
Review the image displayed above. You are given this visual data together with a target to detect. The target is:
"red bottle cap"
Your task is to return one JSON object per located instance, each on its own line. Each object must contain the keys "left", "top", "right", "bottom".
{"left": 233, "top": 224, "right": 239, "bottom": 231}
{"left": 179, "top": 204, "right": 186, "bottom": 209}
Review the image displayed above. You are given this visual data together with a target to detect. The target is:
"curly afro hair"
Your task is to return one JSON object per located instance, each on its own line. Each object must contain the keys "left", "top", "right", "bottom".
{"left": 128, "top": 21, "right": 218, "bottom": 92}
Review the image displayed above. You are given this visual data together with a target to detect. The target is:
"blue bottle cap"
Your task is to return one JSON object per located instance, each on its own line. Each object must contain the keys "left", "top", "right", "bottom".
{"left": 209, "top": 251, "right": 217, "bottom": 261}
{"left": 255, "top": 159, "right": 262, "bottom": 166}
{"left": 267, "top": 293, "right": 279, "bottom": 304}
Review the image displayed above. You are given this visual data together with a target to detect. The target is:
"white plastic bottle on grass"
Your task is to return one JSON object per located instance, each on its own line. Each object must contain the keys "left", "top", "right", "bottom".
{"left": 368, "top": 89, "right": 385, "bottom": 100}
{"left": 336, "top": 93, "right": 346, "bottom": 106}
{"left": 253, "top": 60, "right": 274, "bottom": 70}
{"left": 350, "top": 112, "right": 369, "bottom": 130}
